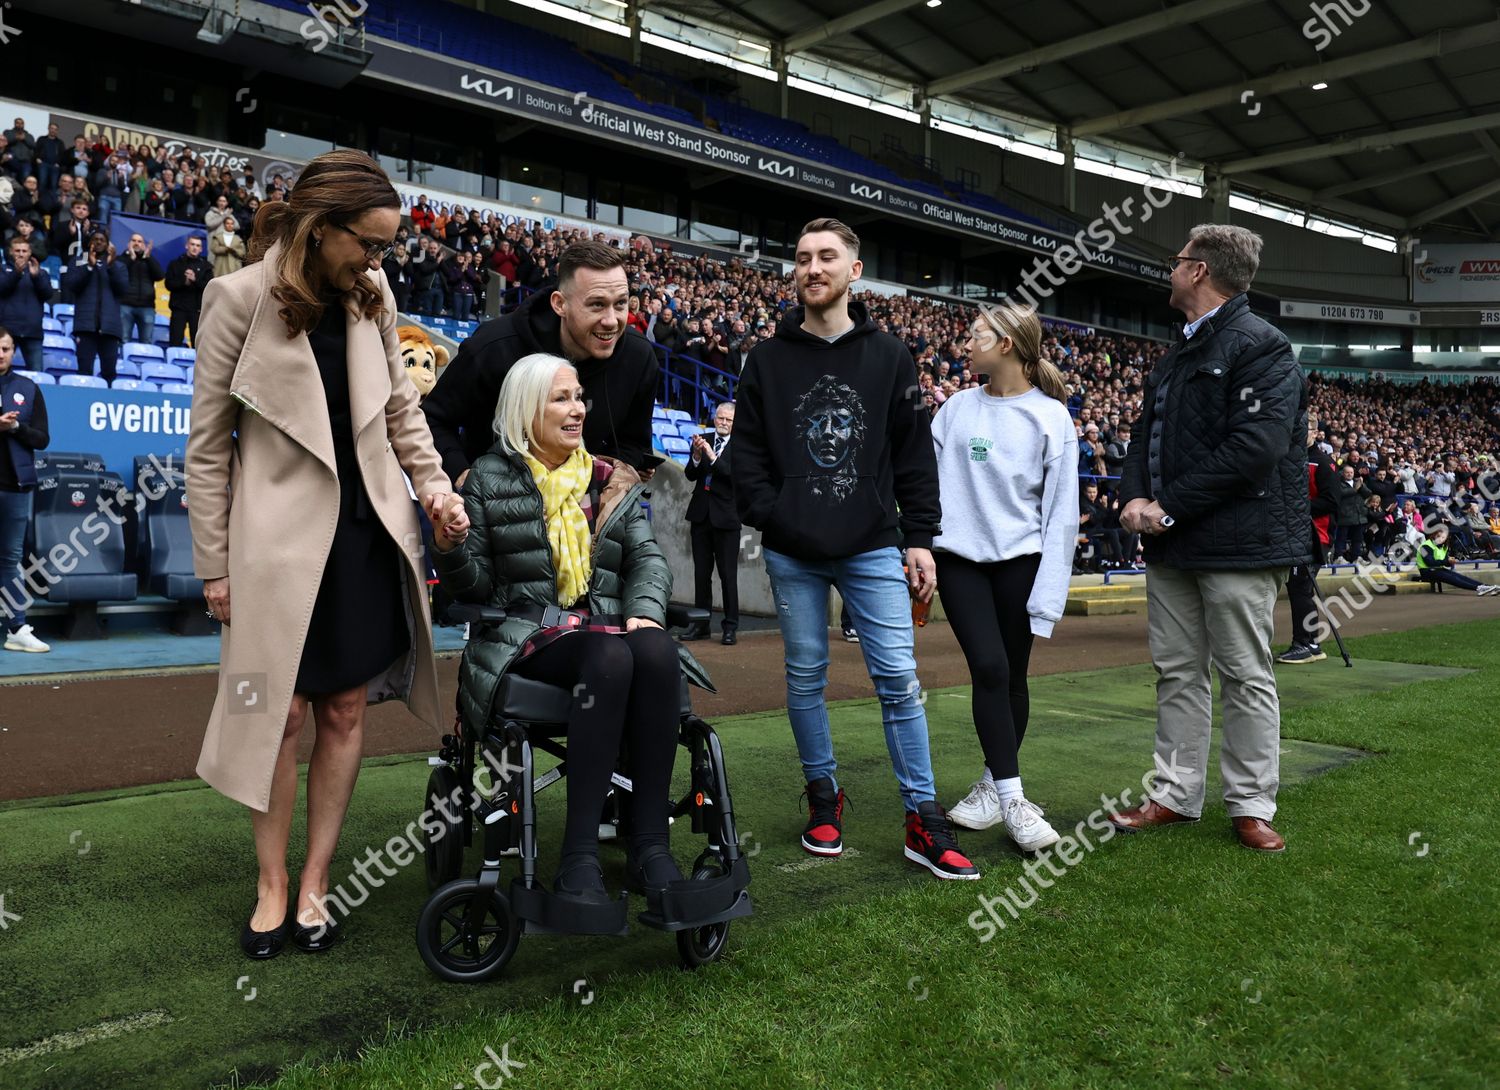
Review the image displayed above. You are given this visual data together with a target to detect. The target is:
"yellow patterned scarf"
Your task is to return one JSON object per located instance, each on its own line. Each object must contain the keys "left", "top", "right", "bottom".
{"left": 524, "top": 447, "right": 595, "bottom": 607}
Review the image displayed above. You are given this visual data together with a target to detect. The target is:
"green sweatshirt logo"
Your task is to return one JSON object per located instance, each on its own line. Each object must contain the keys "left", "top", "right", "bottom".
{"left": 968, "top": 437, "right": 994, "bottom": 462}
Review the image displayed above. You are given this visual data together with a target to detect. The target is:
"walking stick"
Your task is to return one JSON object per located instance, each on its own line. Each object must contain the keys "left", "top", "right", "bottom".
{"left": 1309, "top": 574, "right": 1354, "bottom": 668}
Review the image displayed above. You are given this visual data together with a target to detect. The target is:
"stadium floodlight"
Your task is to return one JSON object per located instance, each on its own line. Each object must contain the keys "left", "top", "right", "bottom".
{"left": 926, "top": 0, "right": 943, "bottom": 7}
{"left": 1312, "top": 82, "right": 1329, "bottom": 90}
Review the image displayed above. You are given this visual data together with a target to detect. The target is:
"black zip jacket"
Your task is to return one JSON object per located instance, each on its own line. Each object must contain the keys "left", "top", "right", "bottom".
{"left": 733, "top": 301, "right": 940, "bottom": 560}
{"left": 421, "top": 289, "right": 659, "bottom": 477}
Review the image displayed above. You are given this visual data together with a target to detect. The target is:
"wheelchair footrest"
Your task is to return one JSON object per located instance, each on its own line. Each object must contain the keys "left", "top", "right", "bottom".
{"left": 510, "top": 879, "right": 630, "bottom": 937}
{"left": 638, "top": 857, "right": 753, "bottom": 933}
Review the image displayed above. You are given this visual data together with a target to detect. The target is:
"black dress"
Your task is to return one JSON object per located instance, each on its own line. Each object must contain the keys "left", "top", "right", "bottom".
{"left": 295, "top": 296, "right": 410, "bottom": 695}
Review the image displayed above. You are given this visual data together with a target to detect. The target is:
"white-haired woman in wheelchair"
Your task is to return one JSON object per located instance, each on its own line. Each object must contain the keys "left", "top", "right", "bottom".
{"left": 431, "top": 352, "right": 691, "bottom": 905}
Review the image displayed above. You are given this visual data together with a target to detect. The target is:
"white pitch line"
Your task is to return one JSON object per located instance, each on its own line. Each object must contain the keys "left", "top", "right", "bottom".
{"left": 0, "top": 1010, "right": 174, "bottom": 1066}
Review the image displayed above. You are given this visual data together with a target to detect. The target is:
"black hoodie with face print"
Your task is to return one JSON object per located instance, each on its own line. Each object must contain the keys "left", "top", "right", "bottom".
{"left": 732, "top": 301, "right": 940, "bottom": 561}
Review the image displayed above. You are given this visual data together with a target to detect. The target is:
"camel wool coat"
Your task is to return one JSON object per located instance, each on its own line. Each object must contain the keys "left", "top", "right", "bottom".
{"left": 186, "top": 243, "right": 452, "bottom": 811}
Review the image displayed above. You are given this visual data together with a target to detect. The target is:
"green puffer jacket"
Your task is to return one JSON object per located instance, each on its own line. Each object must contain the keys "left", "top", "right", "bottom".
{"left": 434, "top": 448, "right": 712, "bottom": 730}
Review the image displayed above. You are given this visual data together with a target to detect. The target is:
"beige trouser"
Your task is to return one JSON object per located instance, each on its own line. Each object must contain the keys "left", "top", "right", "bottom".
{"left": 1144, "top": 564, "right": 1289, "bottom": 821}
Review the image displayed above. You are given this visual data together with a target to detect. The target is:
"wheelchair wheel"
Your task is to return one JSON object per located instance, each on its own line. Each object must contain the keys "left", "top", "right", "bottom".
{"left": 675, "top": 862, "right": 733, "bottom": 970}
{"left": 417, "top": 879, "right": 521, "bottom": 983}
{"left": 423, "top": 765, "right": 467, "bottom": 892}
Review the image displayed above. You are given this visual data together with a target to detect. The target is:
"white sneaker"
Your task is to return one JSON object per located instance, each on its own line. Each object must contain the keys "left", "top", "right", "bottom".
{"left": 1477, "top": 584, "right": 1499, "bottom": 597}
{"left": 1003, "top": 797, "right": 1061, "bottom": 852}
{"left": 948, "top": 779, "right": 1003, "bottom": 830}
{"left": 4, "top": 624, "right": 50, "bottom": 653}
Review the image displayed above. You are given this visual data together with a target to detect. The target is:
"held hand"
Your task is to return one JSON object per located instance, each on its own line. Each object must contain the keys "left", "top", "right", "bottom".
{"left": 0, "top": 411, "right": 19, "bottom": 432}
{"left": 1120, "top": 498, "right": 1151, "bottom": 533}
{"left": 906, "top": 547, "right": 937, "bottom": 604}
{"left": 638, "top": 465, "right": 656, "bottom": 482}
{"left": 625, "top": 617, "right": 662, "bottom": 631}
{"left": 204, "top": 576, "right": 231, "bottom": 624}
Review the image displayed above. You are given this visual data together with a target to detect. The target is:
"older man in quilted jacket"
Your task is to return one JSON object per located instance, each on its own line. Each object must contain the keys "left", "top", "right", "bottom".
{"left": 1112, "top": 224, "right": 1309, "bottom": 853}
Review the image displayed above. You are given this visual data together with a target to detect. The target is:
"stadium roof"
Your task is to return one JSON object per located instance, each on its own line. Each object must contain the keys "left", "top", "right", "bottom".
{"left": 649, "top": 0, "right": 1500, "bottom": 239}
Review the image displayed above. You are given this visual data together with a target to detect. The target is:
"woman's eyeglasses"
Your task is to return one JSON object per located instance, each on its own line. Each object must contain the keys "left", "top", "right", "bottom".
{"left": 331, "top": 221, "right": 396, "bottom": 261}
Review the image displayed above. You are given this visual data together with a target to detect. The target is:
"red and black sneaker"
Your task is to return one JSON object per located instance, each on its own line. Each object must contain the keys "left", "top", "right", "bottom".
{"left": 904, "top": 800, "right": 980, "bottom": 880}
{"left": 800, "top": 776, "right": 848, "bottom": 856}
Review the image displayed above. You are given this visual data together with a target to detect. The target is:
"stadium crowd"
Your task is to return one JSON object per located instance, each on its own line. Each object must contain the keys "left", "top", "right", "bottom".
{"left": 4, "top": 132, "right": 1498, "bottom": 574}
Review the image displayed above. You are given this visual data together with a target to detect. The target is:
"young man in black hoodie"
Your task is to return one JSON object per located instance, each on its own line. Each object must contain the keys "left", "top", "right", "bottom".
{"left": 422, "top": 240, "right": 659, "bottom": 481}
{"left": 733, "top": 217, "right": 977, "bottom": 880}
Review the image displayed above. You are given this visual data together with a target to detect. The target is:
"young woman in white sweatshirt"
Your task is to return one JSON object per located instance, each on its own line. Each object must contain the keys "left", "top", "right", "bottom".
{"left": 931, "top": 301, "right": 1079, "bottom": 852}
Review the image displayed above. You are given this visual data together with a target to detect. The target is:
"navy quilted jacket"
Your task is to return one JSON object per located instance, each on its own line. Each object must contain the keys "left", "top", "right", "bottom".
{"left": 1120, "top": 294, "right": 1310, "bottom": 570}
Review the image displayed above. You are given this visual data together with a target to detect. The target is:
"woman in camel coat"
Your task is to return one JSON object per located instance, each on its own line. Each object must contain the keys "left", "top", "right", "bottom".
{"left": 186, "top": 150, "right": 468, "bottom": 960}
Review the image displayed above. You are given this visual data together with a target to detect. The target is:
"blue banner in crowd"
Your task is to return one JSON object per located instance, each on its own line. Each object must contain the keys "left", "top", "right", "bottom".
{"left": 106, "top": 212, "right": 210, "bottom": 270}
{"left": 41, "top": 384, "right": 191, "bottom": 481}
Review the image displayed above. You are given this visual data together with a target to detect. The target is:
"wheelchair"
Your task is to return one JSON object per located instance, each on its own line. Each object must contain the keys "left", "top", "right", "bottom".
{"left": 415, "top": 603, "right": 752, "bottom": 983}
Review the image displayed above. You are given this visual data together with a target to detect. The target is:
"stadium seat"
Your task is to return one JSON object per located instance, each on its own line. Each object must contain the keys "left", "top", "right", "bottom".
{"left": 140, "top": 362, "right": 187, "bottom": 385}
{"left": 17, "top": 370, "right": 56, "bottom": 385}
{"left": 141, "top": 475, "right": 209, "bottom": 632}
{"left": 35, "top": 451, "right": 106, "bottom": 474}
{"left": 661, "top": 436, "right": 690, "bottom": 456}
{"left": 128, "top": 453, "right": 184, "bottom": 577}
{"left": 31, "top": 469, "right": 138, "bottom": 637}
{"left": 51, "top": 303, "right": 73, "bottom": 321}
{"left": 123, "top": 342, "right": 165, "bottom": 368}
{"left": 664, "top": 408, "right": 691, "bottom": 422}
{"left": 158, "top": 382, "right": 194, "bottom": 396}
{"left": 112, "top": 379, "right": 159, "bottom": 393}
{"left": 42, "top": 317, "right": 63, "bottom": 336}
{"left": 59, "top": 374, "right": 108, "bottom": 389}
{"left": 165, "top": 347, "right": 195, "bottom": 369}
{"left": 676, "top": 421, "right": 705, "bottom": 442}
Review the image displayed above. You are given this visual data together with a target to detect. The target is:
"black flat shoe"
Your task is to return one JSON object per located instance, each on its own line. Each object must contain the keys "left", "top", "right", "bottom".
{"left": 553, "top": 855, "right": 612, "bottom": 905}
{"left": 625, "top": 843, "right": 684, "bottom": 895}
{"left": 240, "top": 904, "right": 294, "bottom": 960}
{"left": 292, "top": 914, "right": 342, "bottom": 953}
{"left": 721, "top": 630, "right": 737, "bottom": 645}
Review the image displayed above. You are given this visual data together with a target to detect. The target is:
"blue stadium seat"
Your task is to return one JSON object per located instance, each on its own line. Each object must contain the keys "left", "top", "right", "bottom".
{"left": 158, "top": 382, "right": 194, "bottom": 396}
{"left": 42, "top": 317, "right": 63, "bottom": 336}
{"left": 661, "top": 436, "right": 690, "bottom": 456}
{"left": 123, "top": 342, "right": 165, "bottom": 368}
{"left": 142, "top": 477, "right": 206, "bottom": 622}
{"left": 112, "top": 379, "right": 159, "bottom": 393}
{"left": 32, "top": 470, "right": 138, "bottom": 636}
{"left": 51, "top": 303, "right": 73, "bottom": 321}
{"left": 59, "top": 374, "right": 107, "bottom": 389}
{"left": 663, "top": 408, "right": 691, "bottom": 423}
{"left": 165, "top": 347, "right": 195, "bottom": 369}
{"left": 16, "top": 370, "right": 55, "bottom": 385}
{"left": 140, "top": 362, "right": 187, "bottom": 385}
{"left": 114, "top": 358, "right": 142, "bottom": 380}
{"left": 44, "top": 343, "right": 77, "bottom": 374}
{"left": 676, "top": 421, "right": 704, "bottom": 441}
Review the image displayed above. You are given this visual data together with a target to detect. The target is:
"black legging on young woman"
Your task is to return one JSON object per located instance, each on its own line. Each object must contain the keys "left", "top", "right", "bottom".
{"left": 509, "top": 626, "right": 681, "bottom": 861}
{"left": 934, "top": 551, "right": 1042, "bottom": 780}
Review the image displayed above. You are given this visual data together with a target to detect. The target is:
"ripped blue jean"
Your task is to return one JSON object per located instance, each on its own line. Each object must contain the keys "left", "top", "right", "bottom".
{"left": 762, "top": 545, "right": 935, "bottom": 811}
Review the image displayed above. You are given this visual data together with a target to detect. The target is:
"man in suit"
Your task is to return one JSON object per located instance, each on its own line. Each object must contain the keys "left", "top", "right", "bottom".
{"left": 682, "top": 401, "right": 740, "bottom": 645}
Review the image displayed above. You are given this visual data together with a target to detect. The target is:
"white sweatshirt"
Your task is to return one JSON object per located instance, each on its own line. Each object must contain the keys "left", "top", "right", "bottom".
{"left": 931, "top": 385, "right": 1080, "bottom": 638}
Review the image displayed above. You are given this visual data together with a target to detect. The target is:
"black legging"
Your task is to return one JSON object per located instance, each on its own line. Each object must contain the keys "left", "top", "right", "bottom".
{"left": 510, "top": 627, "right": 681, "bottom": 861}
{"left": 935, "top": 551, "right": 1041, "bottom": 780}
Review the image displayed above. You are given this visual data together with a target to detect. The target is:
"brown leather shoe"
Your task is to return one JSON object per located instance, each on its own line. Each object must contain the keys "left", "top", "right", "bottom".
{"left": 1107, "top": 798, "right": 1197, "bottom": 832}
{"left": 1232, "top": 817, "right": 1285, "bottom": 853}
